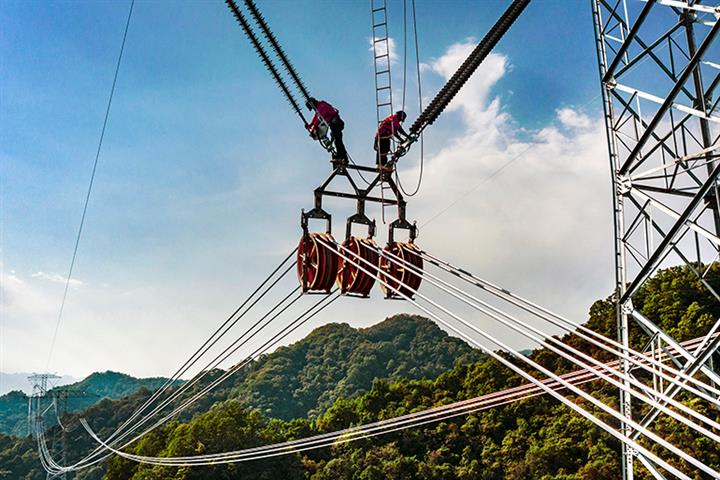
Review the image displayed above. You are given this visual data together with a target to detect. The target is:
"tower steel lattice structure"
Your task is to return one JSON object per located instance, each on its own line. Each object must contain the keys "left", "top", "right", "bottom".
{"left": 28, "top": 374, "right": 62, "bottom": 480}
{"left": 592, "top": 0, "right": 720, "bottom": 478}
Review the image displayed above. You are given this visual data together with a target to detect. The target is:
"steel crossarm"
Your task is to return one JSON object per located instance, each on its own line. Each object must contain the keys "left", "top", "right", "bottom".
{"left": 593, "top": 0, "right": 720, "bottom": 477}
{"left": 628, "top": 185, "right": 720, "bottom": 247}
{"left": 648, "top": 0, "right": 720, "bottom": 15}
{"left": 629, "top": 317, "right": 720, "bottom": 445}
{"left": 620, "top": 160, "right": 720, "bottom": 304}
{"left": 599, "top": 0, "right": 698, "bottom": 100}
{"left": 628, "top": 144, "right": 719, "bottom": 181}
{"left": 617, "top": 20, "right": 720, "bottom": 175}
{"left": 631, "top": 309, "right": 720, "bottom": 385}
{"left": 602, "top": 0, "right": 656, "bottom": 83}
{"left": 613, "top": 83, "right": 720, "bottom": 123}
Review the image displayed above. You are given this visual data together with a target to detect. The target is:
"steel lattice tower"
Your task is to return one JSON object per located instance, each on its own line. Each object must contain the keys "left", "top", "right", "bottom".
{"left": 591, "top": 0, "right": 720, "bottom": 478}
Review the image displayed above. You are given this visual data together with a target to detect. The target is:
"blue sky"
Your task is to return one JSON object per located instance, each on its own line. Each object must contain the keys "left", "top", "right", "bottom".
{"left": 1, "top": 0, "right": 614, "bottom": 379}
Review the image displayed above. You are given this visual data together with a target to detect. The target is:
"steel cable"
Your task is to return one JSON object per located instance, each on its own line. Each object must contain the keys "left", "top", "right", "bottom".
{"left": 41, "top": 290, "right": 339, "bottom": 474}
{"left": 373, "top": 244, "right": 720, "bottom": 439}
{"left": 41, "top": 286, "right": 302, "bottom": 472}
{"left": 39, "top": 252, "right": 298, "bottom": 471}
{"left": 419, "top": 250, "right": 720, "bottom": 402}
{"left": 90, "top": 250, "right": 296, "bottom": 444}
{"left": 79, "top": 240, "right": 709, "bottom": 479}
{"left": 77, "top": 335, "right": 713, "bottom": 467}
{"left": 320, "top": 238, "right": 714, "bottom": 479}
{"left": 47, "top": 0, "right": 135, "bottom": 370}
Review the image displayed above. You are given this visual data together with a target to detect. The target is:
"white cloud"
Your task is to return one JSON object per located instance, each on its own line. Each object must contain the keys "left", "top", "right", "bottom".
{"left": 396, "top": 40, "right": 613, "bottom": 338}
{"left": 31, "top": 271, "right": 84, "bottom": 286}
{"left": 557, "top": 107, "right": 593, "bottom": 130}
{"left": 426, "top": 39, "right": 508, "bottom": 131}
{"left": 368, "top": 36, "right": 399, "bottom": 65}
{"left": 4, "top": 39, "right": 615, "bottom": 378}
{"left": 1, "top": 269, "right": 57, "bottom": 321}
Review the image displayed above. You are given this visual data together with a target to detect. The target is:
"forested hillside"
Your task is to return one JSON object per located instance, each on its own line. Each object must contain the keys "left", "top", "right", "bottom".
{"left": 231, "top": 314, "right": 484, "bottom": 419}
{"left": 1, "top": 315, "right": 482, "bottom": 479}
{"left": 102, "top": 264, "right": 720, "bottom": 479}
{"left": 0, "top": 372, "right": 180, "bottom": 438}
{"left": 1, "top": 264, "right": 718, "bottom": 479}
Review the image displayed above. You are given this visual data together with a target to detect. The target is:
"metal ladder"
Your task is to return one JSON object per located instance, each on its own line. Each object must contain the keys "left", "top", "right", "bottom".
{"left": 371, "top": 0, "right": 394, "bottom": 224}
{"left": 371, "top": 0, "right": 394, "bottom": 125}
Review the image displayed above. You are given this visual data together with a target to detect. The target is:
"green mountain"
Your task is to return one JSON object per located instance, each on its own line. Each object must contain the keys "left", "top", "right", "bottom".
{"left": 2, "top": 264, "right": 719, "bottom": 479}
{"left": 0, "top": 371, "right": 180, "bottom": 437}
{"left": 102, "top": 264, "right": 720, "bottom": 480}
{"left": 232, "top": 314, "right": 484, "bottom": 420}
{"left": 0, "top": 314, "right": 483, "bottom": 480}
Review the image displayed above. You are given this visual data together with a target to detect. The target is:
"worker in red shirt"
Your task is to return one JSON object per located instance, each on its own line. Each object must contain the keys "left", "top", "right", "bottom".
{"left": 306, "top": 98, "right": 347, "bottom": 161}
{"left": 374, "top": 110, "right": 409, "bottom": 169}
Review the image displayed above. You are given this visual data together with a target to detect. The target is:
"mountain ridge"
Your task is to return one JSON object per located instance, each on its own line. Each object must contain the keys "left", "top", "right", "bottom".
{"left": 0, "top": 371, "right": 181, "bottom": 437}
{"left": 229, "top": 314, "right": 484, "bottom": 419}
{"left": 0, "top": 372, "right": 77, "bottom": 396}
{"left": 3, "top": 264, "right": 719, "bottom": 479}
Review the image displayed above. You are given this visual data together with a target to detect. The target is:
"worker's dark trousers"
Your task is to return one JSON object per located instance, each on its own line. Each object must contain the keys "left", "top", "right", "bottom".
{"left": 374, "top": 136, "right": 391, "bottom": 166}
{"left": 329, "top": 118, "right": 347, "bottom": 160}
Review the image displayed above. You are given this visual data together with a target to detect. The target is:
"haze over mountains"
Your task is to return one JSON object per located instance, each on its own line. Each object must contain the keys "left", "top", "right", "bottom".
{"left": 0, "top": 371, "right": 180, "bottom": 437}
{"left": 0, "top": 372, "right": 77, "bottom": 396}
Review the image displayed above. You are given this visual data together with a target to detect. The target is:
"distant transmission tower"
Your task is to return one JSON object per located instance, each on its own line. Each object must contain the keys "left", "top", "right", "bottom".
{"left": 28, "top": 373, "right": 61, "bottom": 431}
{"left": 28, "top": 373, "right": 61, "bottom": 480}
{"left": 27, "top": 376, "right": 89, "bottom": 480}
{"left": 49, "top": 388, "right": 91, "bottom": 480}
{"left": 592, "top": 1, "right": 720, "bottom": 479}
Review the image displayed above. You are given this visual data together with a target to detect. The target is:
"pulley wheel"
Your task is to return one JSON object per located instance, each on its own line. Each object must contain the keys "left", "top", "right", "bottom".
{"left": 336, "top": 237, "right": 379, "bottom": 296}
{"left": 297, "top": 233, "right": 338, "bottom": 292}
{"left": 379, "top": 242, "right": 423, "bottom": 299}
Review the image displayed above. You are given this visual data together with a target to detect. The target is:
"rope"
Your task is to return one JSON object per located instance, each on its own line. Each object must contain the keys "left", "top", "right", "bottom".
{"left": 40, "top": 289, "right": 338, "bottom": 474}
{"left": 80, "top": 240, "right": 714, "bottom": 479}
{"left": 419, "top": 250, "right": 720, "bottom": 403}
{"left": 40, "top": 251, "right": 299, "bottom": 472}
{"left": 401, "top": 0, "right": 407, "bottom": 112}
{"left": 396, "top": 0, "right": 424, "bottom": 197}
{"left": 46, "top": 0, "right": 135, "bottom": 370}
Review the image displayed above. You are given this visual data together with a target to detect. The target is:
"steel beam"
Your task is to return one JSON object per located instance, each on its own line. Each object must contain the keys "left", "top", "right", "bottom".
{"left": 593, "top": 0, "right": 720, "bottom": 477}
{"left": 618, "top": 21, "right": 720, "bottom": 175}
{"left": 620, "top": 161, "right": 720, "bottom": 303}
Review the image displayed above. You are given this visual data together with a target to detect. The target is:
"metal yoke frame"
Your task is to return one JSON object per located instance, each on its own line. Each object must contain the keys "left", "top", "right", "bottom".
{"left": 300, "top": 0, "right": 417, "bottom": 245}
{"left": 592, "top": 0, "right": 720, "bottom": 478}
{"left": 304, "top": 0, "right": 532, "bottom": 245}
{"left": 301, "top": 159, "right": 417, "bottom": 244}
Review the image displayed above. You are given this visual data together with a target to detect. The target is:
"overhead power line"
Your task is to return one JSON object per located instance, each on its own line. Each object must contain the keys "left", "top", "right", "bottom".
{"left": 46, "top": 0, "right": 135, "bottom": 370}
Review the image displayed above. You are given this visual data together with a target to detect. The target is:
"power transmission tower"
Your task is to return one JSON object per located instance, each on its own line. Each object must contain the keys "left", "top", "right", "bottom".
{"left": 27, "top": 376, "right": 90, "bottom": 480}
{"left": 27, "top": 373, "right": 61, "bottom": 433}
{"left": 28, "top": 374, "right": 61, "bottom": 480}
{"left": 49, "top": 388, "right": 92, "bottom": 480}
{"left": 591, "top": 1, "right": 720, "bottom": 479}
